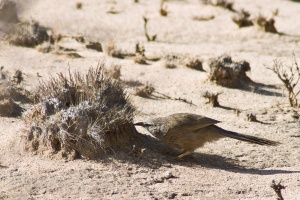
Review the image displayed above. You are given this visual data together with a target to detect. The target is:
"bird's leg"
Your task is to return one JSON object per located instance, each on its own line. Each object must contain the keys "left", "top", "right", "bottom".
{"left": 177, "top": 149, "right": 193, "bottom": 158}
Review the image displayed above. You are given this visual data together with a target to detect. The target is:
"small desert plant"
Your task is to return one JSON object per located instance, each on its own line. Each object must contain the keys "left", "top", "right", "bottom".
{"left": 135, "top": 42, "right": 145, "bottom": 56}
{"left": 143, "top": 16, "right": 157, "bottom": 42}
{"left": 23, "top": 64, "right": 137, "bottom": 159}
{"left": 13, "top": 70, "right": 23, "bottom": 84}
{"left": 208, "top": 54, "right": 251, "bottom": 88}
{"left": 246, "top": 113, "right": 258, "bottom": 122}
{"left": 254, "top": 14, "right": 277, "bottom": 33}
{"left": 86, "top": 41, "right": 103, "bottom": 52}
{"left": 7, "top": 21, "right": 51, "bottom": 47}
{"left": 232, "top": 9, "right": 253, "bottom": 28}
{"left": 271, "top": 180, "right": 285, "bottom": 200}
{"left": 266, "top": 54, "right": 300, "bottom": 107}
{"left": 202, "top": 0, "right": 235, "bottom": 12}
{"left": 202, "top": 91, "right": 222, "bottom": 107}
{"left": 159, "top": 0, "right": 168, "bottom": 16}
{"left": 134, "top": 42, "right": 147, "bottom": 64}
{"left": 185, "top": 57, "right": 204, "bottom": 71}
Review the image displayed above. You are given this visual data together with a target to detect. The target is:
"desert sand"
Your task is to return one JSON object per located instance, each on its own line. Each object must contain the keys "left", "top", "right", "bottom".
{"left": 0, "top": 0, "right": 300, "bottom": 199}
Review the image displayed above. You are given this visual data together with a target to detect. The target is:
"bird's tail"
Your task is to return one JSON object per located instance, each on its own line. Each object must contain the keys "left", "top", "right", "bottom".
{"left": 216, "top": 126, "right": 280, "bottom": 146}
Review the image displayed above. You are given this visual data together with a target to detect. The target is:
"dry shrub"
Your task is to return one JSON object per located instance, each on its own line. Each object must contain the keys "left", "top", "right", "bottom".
{"left": 86, "top": 42, "right": 103, "bottom": 52}
{"left": 266, "top": 54, "right": 300, "bottom": 108}
{"left": 246, "top": 113, "right": 258, "bottom": 122}
{"left": 254, "top": 14, "right": 277, "bottom": 33}
{"left": 185, "top": 57, "right": 204, "bottom": 71}
{"left": 202, "top": 91, "right": 222, "bottom": 107}
{"left": 7, "top": 21, "right": 51, "bottom": 47}
{"left": 232, "top": 10, "right": 253, "bottom": 28}
{"left": 208, "top": 54, "right": 251, "bottom": 88}
{"left": 22, "top": 64, "right": 137, "bottom": 160}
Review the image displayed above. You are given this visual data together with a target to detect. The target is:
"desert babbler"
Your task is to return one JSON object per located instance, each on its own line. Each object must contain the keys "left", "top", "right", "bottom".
{"left": 135, "top": 113, "right": 280, "bottom": 158}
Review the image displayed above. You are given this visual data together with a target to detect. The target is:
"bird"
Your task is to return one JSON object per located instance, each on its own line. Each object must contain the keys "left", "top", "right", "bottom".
{"left": 135, "top": 113, "right": 280, "bottom": 158}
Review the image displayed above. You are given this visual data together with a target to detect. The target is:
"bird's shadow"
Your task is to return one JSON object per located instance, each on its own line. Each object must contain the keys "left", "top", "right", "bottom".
{"left": 130, "top": 133, "right": 300, "bottom": 175}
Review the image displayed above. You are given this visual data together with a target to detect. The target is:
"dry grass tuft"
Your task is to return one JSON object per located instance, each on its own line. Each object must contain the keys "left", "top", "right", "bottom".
{"left": 202, "top": 91, "right": 222, "bottom": 107}
{"left": 7, "top": 21, "right": 51, "bottom": 47}
{"left": 86, "top": 41, "right": 103, "bottom": 52}
{"left": 22, "top": 64, "right": 137, "bottom": 160}
{"left": 246, "top": 113, "right": 258, "bottom": 122}
{"left": 208, "top": 54, "right": 251, "bottom": 88}
{"left": 232, "top": 10, "right": 253, "bottom": 28}
{"left": 254, "top": 14, "right": 277, "bottom": 33}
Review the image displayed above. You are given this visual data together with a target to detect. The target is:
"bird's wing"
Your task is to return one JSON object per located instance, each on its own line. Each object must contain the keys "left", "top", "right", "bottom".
{"left": 166, "top": 113, "right": 221, "bottom": 133}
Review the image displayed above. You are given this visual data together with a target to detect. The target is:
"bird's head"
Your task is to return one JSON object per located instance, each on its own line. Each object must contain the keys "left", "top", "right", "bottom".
{"left": 134, "top": 121, "right": 164, "bottom": 139}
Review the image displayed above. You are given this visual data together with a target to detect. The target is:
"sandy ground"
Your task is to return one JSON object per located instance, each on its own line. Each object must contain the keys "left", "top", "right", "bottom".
{"left": 0, "top": 0, "right": 300, "bottom": 199}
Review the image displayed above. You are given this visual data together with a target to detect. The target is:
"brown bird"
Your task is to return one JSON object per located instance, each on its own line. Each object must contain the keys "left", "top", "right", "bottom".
{"left": 135, "top": 113, "right": 280, "bottom": 158}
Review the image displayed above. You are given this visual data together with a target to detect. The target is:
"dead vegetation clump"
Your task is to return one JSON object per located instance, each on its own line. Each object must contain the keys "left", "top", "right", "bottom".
{"left": 266, "top": 54, "right": 300, "bottom": 108}
{"left": 254, "top": 14, "right": 277, "bottom": 33}
{"left": 184, "top": 57, "right": 204, "bottom": 71}
{"left": 134, "top": 42, "right": 148, "bottom": 64}
{"left": 7, "top": 21, "right": 51, "bottom": 47}
{"left": 202, "top": 91, "right": 222, "bottom": 107}
{"left": 232, "top": 9, "right": 253, "bottom": 28}
{"left": 246, "top": 113, "right": 258, "bottom": 122}
{"left": 159, "top": 0, "right": 168, "bottom": 17}
{"left": 0, "top": 70, "right": 31, "bottom": 117}
{"left": 86, "top": 41, "right": 103, "bottom": 52}
{"left": 163, "top": 54, "right": 182, "bottom": 69}
{"left": 208, "top": 54, "right": 251, "bottom": 88}
{"left": 22, "top": 64, "right": 137, "bottom": 160}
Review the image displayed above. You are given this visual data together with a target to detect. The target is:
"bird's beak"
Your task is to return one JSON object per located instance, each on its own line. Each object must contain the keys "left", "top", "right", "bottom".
{"left": 134, "top": 122, "right": 152, "bottom": 127}
{"left": 134, "top": 122, "right": 145, "bottom": 126}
